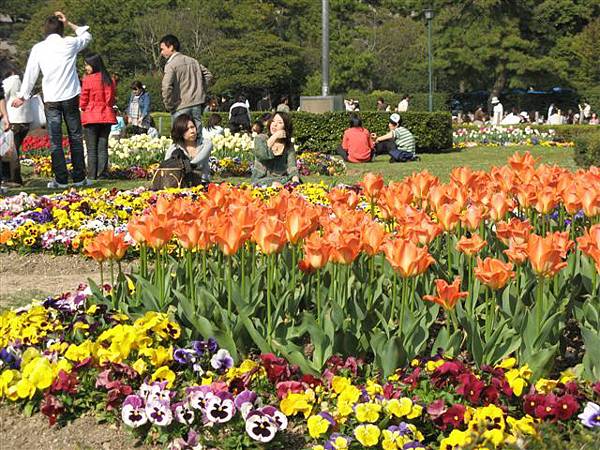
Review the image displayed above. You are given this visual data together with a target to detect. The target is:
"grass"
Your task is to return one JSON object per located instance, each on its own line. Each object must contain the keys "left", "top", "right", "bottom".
{"left": 2, "top": 145, "right": 577, "bottom": 196}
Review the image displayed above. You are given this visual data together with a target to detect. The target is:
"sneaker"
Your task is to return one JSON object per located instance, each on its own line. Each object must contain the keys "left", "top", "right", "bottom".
{"left": 47, "top": 180, "right": 69, "bottom": 189}
{"left": 72, "top": 178, "right": 94, "bottom": 187}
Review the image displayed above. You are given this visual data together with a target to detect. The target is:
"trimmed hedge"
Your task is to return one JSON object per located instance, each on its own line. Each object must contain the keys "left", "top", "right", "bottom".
{"left": 573, "top": 131, "right": 600, "bottom": 168}
{"left": 152, "top": 111, "right": 453, "bottom": 153}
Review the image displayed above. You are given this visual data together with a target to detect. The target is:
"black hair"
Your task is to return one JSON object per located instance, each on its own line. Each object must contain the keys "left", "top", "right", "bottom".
{"left": 206, "top": 113, "right": 222, "bottom": 130}
{"left": 259, "top": 112, "right": 272, "bottom": 124}
{"left": 130, "top": 80, "right": 145, "bottom": 92}
{"left": 171, "top": 113, "right": 196, "bottom": 146}
{"left": 84, "top": 53, "right": 112, "bottom": 86}
{"left": 236, "top": 94, "right": 246, "bottom": 103}
{"left": 44, "top": 16, "right": 64, "bottom": 37}
{"left": 377, "top": 97, "right": 385, "bottom": 102}
{"left": 159, "top": 34, "right": 180, "bottom": 52}
{"left": 267, "top": 112, "right": 293, "bottom": 147}
{"left": 252, "top": 120, "right": 264, "bottom": 134}
{"left": 349, "top": 113, "right": 362, "bottom": 128}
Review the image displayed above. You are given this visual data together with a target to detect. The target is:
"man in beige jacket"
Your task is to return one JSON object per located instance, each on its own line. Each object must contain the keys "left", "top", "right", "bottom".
{"left": 159, "top": 34, "right": 213, "bottom": 142}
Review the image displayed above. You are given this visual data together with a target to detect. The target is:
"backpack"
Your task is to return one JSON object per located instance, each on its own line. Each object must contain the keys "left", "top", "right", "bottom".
{"left": 229, "top": 105, "right": 251, "bottom": 132}
{"left": 151, "top": 148, "right": 193, "bottom": 190}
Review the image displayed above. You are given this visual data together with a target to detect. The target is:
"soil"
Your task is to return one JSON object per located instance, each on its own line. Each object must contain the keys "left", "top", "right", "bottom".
{"left": 0, "top": 253, "right": 132, "bottom": 310}
{"left": 0, "top": 404, "right": 157, "bottom": 450}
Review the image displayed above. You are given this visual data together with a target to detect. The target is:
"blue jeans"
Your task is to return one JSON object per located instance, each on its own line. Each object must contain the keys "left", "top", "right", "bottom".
{"left": 45, "top": 95, "right": 86, "bottom": 184}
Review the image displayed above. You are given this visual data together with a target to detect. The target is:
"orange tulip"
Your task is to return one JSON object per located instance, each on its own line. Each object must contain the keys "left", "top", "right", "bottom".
{"left": 550, "top": 231, "right": 574, "bottom": 258}
{"left": 383, "top": 238, "right": 435, "bottom": 278}
{"left": 508, "top": 151, "right": 538, "bottom": 171}
{"left": 407, "top": 170, "right": 439, "bottom": 205}
{"left": 301, "top": 232, "right": 331, "bottom": 270}
{"left": 533, "top": 187, "right": 558, "bottom": 214}
{"left": 144, "top": 214, "right": 175, "bottom": 250}
{"left": 360, "top": 221, "right": 388, "bottom": 256}
{"left": 456, "top": 234, "right": 487, "bottom": 256}
{"left": 214, "top": 219, "right": 245, "bottom": 256}
{"left": 450, "top": 166, "right": 475, "bottom": 188}
{"left": 423, "top": 278, "right": 468, "bottom": 310}
{"left": 284, "top": 206, "right": 319, "bottom": 245}
{"left": 127, "top": 215, "right": 149, "bottom": 245}
{"left": 577, "top": 224, "right": 600, "bottom": 255}
{"left": 173, "top": 220, "right": 210, "bottom": 251}
{"left": 503, "top": 242, "right": 528, "bottom": 266}
{"left": 84, "top": 238, "right": 107, "bottom": 262}
{"left": 487, "top": 192, "right": 513, "bottom": 222}
{"left": 526, "top": 234, "right": 567, "bottom": 278}
{"left": 361, "top": 172, "right": 384, "bottom": 200}
{"left": 435, "top": 202, "right": 461, "bottom": 232}
{"left": 328, "top": 231, "right": 361, "bottom": 265}
{"left": 378, "top": 182, "right": 414, "bottom": 220}
{"left": 85, "top": 230, "right": 129, "bottom": 261}
{"left": 561, "top": 187, "right": 582, "bottom": 215}
{"left": 461, "top": 205, "right": 484, "bottom": 231}
{"left": 514, "top": 184, "right": 537, "bottom": 210}
{"left": 495, "top": 218, "right": 532, "bottom": 246}
{"left": 474, "top": 257, "right": 515, "bottom": 290}
{"left": 580, "top": 188, "right": 600, "bottom": 218}
{"left": 253, "top": 215, "right": 287, "bottom": 255}
{"left": 428, "top": 185, "right": 452, "bottom": 212}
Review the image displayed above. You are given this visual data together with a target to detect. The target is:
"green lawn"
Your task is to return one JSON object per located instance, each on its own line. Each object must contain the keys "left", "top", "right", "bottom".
{"left": 4, "top": 146, "right": 576, "bottom": 196}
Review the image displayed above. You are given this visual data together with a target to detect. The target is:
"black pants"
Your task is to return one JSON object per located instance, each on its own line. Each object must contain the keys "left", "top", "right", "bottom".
{"left": 45, "top": 95, "right": 86, "bottom": 184}
{"left": 9, "top": 123, "right": 29, "bottom": 184}
{"left": 84, "top": 123, "right": 112, "bottom": 179}
{"left": 336, "top": 145, "right": 375, "bottom": 162}
{"left": 375, "top": 140, "right": 396, "bottom": 156}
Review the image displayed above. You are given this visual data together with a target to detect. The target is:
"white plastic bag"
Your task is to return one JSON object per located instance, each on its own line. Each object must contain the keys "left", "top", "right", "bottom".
{"left": 29, "top": 94, "right": 46, "bottom": 130}
{"left": 0, "top": 122, "right": 15, "bottom": 157}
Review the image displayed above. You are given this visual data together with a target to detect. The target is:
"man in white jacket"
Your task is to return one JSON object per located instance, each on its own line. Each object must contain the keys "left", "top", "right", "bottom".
{"left": 12, "top": 11, "right": 92, "bottom": 189}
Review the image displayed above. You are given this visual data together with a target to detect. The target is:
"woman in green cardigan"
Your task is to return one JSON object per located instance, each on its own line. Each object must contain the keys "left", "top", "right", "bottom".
{"left": 251, "top": 112, "right": 300, "bottom": 186}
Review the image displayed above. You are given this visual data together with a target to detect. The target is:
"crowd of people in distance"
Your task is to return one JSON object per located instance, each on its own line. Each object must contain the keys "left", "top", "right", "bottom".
{"left": 456, "top": 96, "right": 599, "bottom": 127}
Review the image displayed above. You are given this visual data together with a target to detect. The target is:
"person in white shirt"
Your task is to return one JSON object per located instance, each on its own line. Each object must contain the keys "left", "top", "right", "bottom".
{"left": 501, "top": 108, "right": 522, "bottom": 125}
{"left": 397, "top": 94, "right": 410, "bottom": 112}
{"left": 548, "top": 110, "right": 564, "bottom": 125}
{"left": 2, "top": 69, "right": 33, "bottom": 184}
{"left": 491, "top": 97, "right": 503, "bottom": 126}
{"left": 12, "top": 11, "right": 92, "bottom": 189}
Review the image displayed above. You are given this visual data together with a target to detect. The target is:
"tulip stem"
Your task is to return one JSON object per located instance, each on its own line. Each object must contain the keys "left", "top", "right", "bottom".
{"left": 227, "top": 257, "right": 233, "bottom": 330}
{"left": 140, "top": 244, "right": 147, "bottom": 278}
{"left": 536, "top": 277, "right": 544, "bottom": 334}
{"left": 367, "top": 255, "right": 375, "bottom": 311}
{"left": 316, "top": 272, "right": 322, "bottom": 326}
{"left": 447, "top": 234, "right": 453, "bottom": 278}
{"left": 399, "top": 277, "right": 408, "bottom": 334}
{"left": 99, "top": 261, "right": 104, "bottom": 292}
{"left": 241, "top": 248, "right": 246, "bottom": 295}
{"left": 186, "top": 251, "right": 195, "bottom": 301}
{"left": 267, "top": 254, "right": 273, "bottom": 336}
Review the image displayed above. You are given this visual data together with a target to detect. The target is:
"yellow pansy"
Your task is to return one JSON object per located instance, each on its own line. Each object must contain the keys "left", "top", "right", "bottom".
{"left": 406, "top": 403, "right": 423, "bottom": 419}
{"left": 64, "top": 340, "right": 94, "bottom": 362}
{"left": 426, "top": 359, "right": 445, "bottom": 372}
{"left": 534, "top": 378, "right": 557, "bottom": 394}
{"left": 365, "top": 379, "right": 383, "bottom": 396}
{"left": 132, "top": 358, "right": 148, "bottom": 375}
{"left": 151, "top": 366, "right": 176, "bottom": 388}
{"left": 331, "top": 376, "right": 352, "bottom": 394}
{"left": 354, "top": 424, "right": 381, "bottom": 447}
{"left": 507, "top": 414, "right": 537, "bottom": 436}
{"left": 439, "top": 429, "right": 471, "bottom": 449}
{"left": 505, "top": 364, "right": 532, "bottom": 397}
{"left": 307, "top": 414, "right": 330, "bottom": 438}
{"left": 385, "top": 398, "right": 413, "bottom": 418}
{"left": 355, "top": 402, "right": 382, "bottom": 423}
{"left": 280, "top": 391, "right": 315, "bottom": 418}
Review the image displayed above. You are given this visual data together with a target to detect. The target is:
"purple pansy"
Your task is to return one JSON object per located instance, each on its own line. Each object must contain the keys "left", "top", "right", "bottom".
{"left": 578, "top": 401, "right": 600, "bottom": 428}
{"left": 260, "top": 406, "right": 288, "bottom": 431}
{"left": 167, "top": 430, "right": 202, "bottom": 450}
{"left": 245, "top": 411, "right": 278, "bottom": 443}
{"left": 145, "top": 398, "right": 173, "bottom": 426}
{"left": 172, "top": 401, "right": 195, "bottom": 425}
{"left": 187, "top": 385, "right": 213, "bottom": 411}
{"left": 235, "top": 390, "right": 258, "bottom": 419}
{"left": 210, "top": 349, "right": 233, "bottom": 371}
{"left": 121, "top": 395, "right": 148, "bottom": 428}
{"left": 204, "top": 392, "right": 235, "bottom": 423}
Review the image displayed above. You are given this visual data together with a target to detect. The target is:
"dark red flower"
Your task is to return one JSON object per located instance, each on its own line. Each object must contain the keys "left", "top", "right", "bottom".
{"left": 481, "top": 386, "right": 500, "bottom": 405}
{"left": 51, "top": 370, "right": 78, "bottom": 394}
{"left": 41, "top": 393, "right": 64, "bottom": 426}
{"left": 554, "top": 394, "right": 579, "bottom": 421}
{"left": 431, "top": 361, "right": 465, "bottom": 388}
{"left": 427, "top": 399, "right": 447, "bottom": 419}
{"left": 402, "top": 367, "right": 422, "bottom": 390}
{"left": 523, "top": 392, "right": 547, "bottom": 417}
{"left": 456, "top": 372, "right": 485, "bottom": 404}
{"left": 260, "top": 353, "right": 293, "bottom": 384}
{"left": 438, "top": 404, "right": 466, "bottom": 430}
{"left": 301, "top": 374, "right": 322, "bottom": 389}
{"left": 275, "top": 381, "right": 306, "bottom": 399}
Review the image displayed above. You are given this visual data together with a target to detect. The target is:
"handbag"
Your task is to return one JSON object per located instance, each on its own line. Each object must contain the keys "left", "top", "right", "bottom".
{"left": 29, "top": 94, "right": 47, "bottom": 130}
{"left": 151, "top": 148, "right": 193, "bottom": 190}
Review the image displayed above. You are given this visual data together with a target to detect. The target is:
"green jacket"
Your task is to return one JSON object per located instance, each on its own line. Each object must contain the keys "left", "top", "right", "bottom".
{"left": 251, "top": 134, "right": 299, "bottom": 185}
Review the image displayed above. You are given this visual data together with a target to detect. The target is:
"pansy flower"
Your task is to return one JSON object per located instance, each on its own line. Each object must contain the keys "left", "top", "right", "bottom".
{"left": 210, "top": 349, "right": 233, "bottom": 372}
{"left": 578, "top": 401, "right": 600, "bottom": 428}
{"left": 245, "top": 411, "right": 278, "bottom": 443}
{"left": 172, "top": 401, "right": 195, "bottom": 425}
{"left": 145, "top": 398, "right": 173, "bottom": 426}
{"left": 205, "top": 391, "right": 235, "bottom": 423}
{"left": 260, "top": 405, "right": 288, "bottom": 430}
{"left": 187, "top": 385, "right": 213, "bottom": 411}
{"left": 235, "top": 390, "right": 258, "bottom": 419}
{"left": 121, "top": 394, "right": 148, "bottom": 428}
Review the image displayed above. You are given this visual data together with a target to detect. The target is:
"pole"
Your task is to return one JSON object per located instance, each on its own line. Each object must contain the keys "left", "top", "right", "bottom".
{"left": 322, "top": 0, "right": 329, "bottom": 96}
{"left": 427, "top": 16, "right": 433, "bottom": 112}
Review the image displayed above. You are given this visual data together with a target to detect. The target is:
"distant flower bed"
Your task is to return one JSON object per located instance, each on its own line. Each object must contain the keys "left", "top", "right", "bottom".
{"left": 453, "top": 126, "right": 574, "bottom": 148}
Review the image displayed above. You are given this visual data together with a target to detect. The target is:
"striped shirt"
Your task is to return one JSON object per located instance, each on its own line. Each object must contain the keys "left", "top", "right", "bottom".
{"left": 393, "top": 127, "right": 415, "bottom": 153}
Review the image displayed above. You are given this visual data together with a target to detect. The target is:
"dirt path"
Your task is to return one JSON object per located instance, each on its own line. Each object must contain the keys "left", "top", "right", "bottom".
{"left": 0, "top": 404, "right": 157, "bottom": 450}
{"left": 0, "top": 253, "right": 133, "bottom": 309}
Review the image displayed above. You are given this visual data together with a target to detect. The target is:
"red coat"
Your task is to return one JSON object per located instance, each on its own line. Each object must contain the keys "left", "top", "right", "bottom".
{"left": 80, "top": 73, "right": 117, "bottom": 125}
{"left": 342, "top": 127, "right": 374, "bottom": 162}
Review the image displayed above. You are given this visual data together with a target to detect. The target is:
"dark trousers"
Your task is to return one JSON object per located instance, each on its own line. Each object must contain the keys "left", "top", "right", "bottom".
{"left": 84, "top": 123, "right": 111, "bottom": 179}
{"left": 45, "top": 95, "right": 86, "bottom": 184}
{"left": 336, "top": 145, "right": 375, "bottom": 162}
{"left": 7, "top": 123, "right": 30, "bottom": 184}
{"left": 375, "top": 140, "right": 396, "bottom": 155}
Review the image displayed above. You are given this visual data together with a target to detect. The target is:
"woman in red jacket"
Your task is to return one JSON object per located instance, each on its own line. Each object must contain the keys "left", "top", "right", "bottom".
{"left": 337, "top": 113, "right": 375, "bottom": 163}
{"left": 80, "top": 53, "right": 116, "bottom": 179}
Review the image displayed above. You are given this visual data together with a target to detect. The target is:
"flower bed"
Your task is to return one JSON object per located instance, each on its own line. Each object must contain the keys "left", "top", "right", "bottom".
{"left": 1, "top": 287, "right": 598, "bottom": 449}
{"left": 453, "top": 126, "right": 574, "bottom": 148}
{"left": 20, "top": 132, "right": 345, "bottom": 180}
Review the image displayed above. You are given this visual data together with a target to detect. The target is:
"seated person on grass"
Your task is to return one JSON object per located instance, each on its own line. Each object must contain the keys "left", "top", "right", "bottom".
{"left": 337, "top": 113, "right": 374, "bottom": 163}
{"left": 251, "top": 111, "right": 300, "bottom": 187}
{"left": 373, "top": 113, "right": 418, "bottom": 163}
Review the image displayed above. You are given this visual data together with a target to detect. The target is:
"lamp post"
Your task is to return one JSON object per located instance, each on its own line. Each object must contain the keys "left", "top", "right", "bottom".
{"left": 322, "top": 0, "right": 329, "bottom": 96}
{"left": 424, "top": 8, "right": 434, "bottom": 112}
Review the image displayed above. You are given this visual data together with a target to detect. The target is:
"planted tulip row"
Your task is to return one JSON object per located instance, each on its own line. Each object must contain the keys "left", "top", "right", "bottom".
{"left": 82, "top": 152, "right": 600, "bottom": 379}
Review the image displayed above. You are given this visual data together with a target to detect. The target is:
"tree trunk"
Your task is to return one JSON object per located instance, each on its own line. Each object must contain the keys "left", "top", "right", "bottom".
{"left": 490, "top": 65, "right": 507, "bottom": 100}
